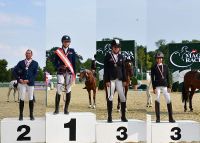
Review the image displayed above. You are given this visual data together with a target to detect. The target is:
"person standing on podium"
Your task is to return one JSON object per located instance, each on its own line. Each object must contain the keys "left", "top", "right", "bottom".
{"left": 151, "top": 51, "right": 175, "bottom": 123}
{"left": 104, "top": 39, "right": 128, "bottom": 123}
{"left": 13, "top": 49, "right": 38, "bottom": 121}
{"left": 53, "top": 35, "right": 76, "bottom": 115}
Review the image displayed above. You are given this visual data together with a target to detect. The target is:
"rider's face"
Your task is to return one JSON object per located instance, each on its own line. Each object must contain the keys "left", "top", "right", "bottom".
{"left": 156, "top": 57, "right": 163, "bottom": 64}
{"left": 25, "top": 51, "right": 32, "bottom": 60}
{"left": 62, "top": 40, "right": 70, "bottom": 48}
{"left": 112, "top": 46, "right": 120, "bottom": 54}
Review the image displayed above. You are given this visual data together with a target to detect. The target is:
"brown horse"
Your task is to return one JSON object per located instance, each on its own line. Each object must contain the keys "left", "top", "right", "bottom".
{"left": 117, "top": 60, "right": 133, "bottom": 111}
{"left": 79, "top": 69, "right": 97, "bottom": 109}
{"left": 182, "top": 70, "right": 200, "bottom": 112}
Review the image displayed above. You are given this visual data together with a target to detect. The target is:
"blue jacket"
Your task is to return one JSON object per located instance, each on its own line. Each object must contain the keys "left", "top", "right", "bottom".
{"left": 104, "top": 52, "right": 127, "bottom": 83}
{"left": 54, "top": 47, "right": 76, "bottom": 74}
{"left": 13, "top": 60, "right": 38, "bottom": 86}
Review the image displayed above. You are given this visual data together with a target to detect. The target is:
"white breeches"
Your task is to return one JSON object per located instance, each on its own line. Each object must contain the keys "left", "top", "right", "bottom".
{"left": 106, "top": 79, "right": 126, "bottom": 102}
{"left": 57, "top": 72, "right": 73, "bottom": 94}
{"left": 155, "top": 86, "right": 171, "bottom": 104}
{"left": 18, "top": 83, "right": 34, "bottom": 101}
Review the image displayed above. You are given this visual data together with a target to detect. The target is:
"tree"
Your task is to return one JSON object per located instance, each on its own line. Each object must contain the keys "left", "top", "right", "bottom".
{"left": 137, "top": 45, "right": 146, "bottom": 72}
{"left": 45, "top": 60, "right": 56, "bottom": 75}
{"left": 82, "top": 58, "right": 92, "bottom": 69}
{"left": 36, "top": 67, "right": 44, "bottom": 81}
{"left": 0, "top": 59, "right": 8, "bottom": 82}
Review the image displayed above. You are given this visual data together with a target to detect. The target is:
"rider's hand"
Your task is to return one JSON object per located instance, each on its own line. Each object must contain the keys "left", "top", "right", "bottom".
{"left": 153, "top": 89, "right": 157, "bottom": 94}
{"left": 23, "top": 80, "right": 29, "bottom": 84}
{"left": 123, "top": 82, "right": 126, "bottom": 87}
{"left": 19, "top": 79, "right": 24, "bottom": 84}
{"left": 167, "top": 88, "right": 171, "bottom": 93}
{"left": 106, "top": 82, "right": 110, "bottom": 87}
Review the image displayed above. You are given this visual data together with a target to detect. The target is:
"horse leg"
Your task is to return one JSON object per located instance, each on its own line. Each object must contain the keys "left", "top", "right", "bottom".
{"left": 184, "top": 87, "right": 189, "bottom": 112}
{"left": 88, "top": 90, "right": 92, "bottom": 108}
{"left": 184, "top": 100, "right": 187, "bottom": 112}
{"left": 14, "top": 89, "right": 16, "bottom": 102}
{"left": 125, "top": 86, "right": 128, "bottom": 111}
{"left": 7, "top": 88, "right": 11, "bottom": 102}
{"left": 189, "top": 89, "right": 195, "bottom": 112}
{"left": 92, "top": 89, "right": 96, "bottom": 109}
{"left": 117, "top": 94, "right": 120, "bottom": 111}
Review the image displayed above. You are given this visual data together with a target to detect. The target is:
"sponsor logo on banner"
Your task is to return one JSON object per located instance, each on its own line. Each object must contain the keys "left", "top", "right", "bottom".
{"left": 170, "top": 46, "right": 200, "bottom": 68}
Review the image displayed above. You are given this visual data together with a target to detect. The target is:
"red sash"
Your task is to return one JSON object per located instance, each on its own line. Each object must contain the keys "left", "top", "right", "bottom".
{"left": 55, "top": 48, "right": 75, "bottom": 81}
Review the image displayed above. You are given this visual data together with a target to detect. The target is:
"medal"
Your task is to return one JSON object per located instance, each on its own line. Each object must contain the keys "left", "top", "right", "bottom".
{"left": 25, "top": 59, "right": 32, "bottom": 71}
{"left": 111, "top": 53, "right": 118, "bottom": 68}
{"left": 157, "top": 64, "right": 164, "bottom": 79}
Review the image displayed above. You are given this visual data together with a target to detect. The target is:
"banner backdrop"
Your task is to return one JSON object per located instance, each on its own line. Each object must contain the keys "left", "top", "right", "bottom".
{"left": 96, "top": 40, "right": 135, "bottom": 70}
{"left": 168, "top": 43, "right": 200, "bottom": 91}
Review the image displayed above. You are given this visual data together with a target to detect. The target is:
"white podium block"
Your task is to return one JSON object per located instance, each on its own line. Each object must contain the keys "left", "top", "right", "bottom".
{"left": 1, "top": 118, "right": 45, "bottom": 143}
{"left": 96, "top": 119, "right": 146, "bottom": 143}
{"left": 46, "top": 112, "right": 96, "bottom": 143}
{"left": 151, "top": 120, "right": 200, "bottom": 143}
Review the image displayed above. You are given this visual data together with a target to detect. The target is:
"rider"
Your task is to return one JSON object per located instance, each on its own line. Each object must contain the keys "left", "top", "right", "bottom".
{"left": 104, "top": 39, "right": 128, "bottom": 123}
{"left": 53, "top": 35, "right": 76, "bottom": 115}
{"left": 13, "top": 49, "right": 38, "bottom": 120}
{"left": 151, "top": 51, "right": 175, "bottom": 123}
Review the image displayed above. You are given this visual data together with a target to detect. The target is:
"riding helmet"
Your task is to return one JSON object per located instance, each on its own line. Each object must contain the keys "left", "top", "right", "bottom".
{"left": 61, "top": 35, "right": 71, "bottom": 42}
{"left": 111, "top": 39, "right": 120, "bottom": 47}
{"left": 155, "top": 51, "right": 164, "bottom": 58}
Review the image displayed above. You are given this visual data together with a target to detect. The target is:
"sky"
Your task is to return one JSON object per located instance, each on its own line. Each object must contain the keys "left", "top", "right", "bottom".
{"left": 1, "top": 0, "right": 200, "bottom": 69}
{"left": 46, "top": 0, "right": 96, "bottom": 62}
{"left": 0, "top": 0, "right": 45, "bottom": 68}
{"left": 97, "top": 0, "right": 147, "bottom": 46}
{"left": 147, "top": 0, "right": 200, "bottom": 51}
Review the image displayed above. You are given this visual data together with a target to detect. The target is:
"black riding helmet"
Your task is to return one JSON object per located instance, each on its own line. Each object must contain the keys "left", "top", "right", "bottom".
{"left": 111, "top": 39, "right": 120, "bottom": 48}
{"left": 155, "top": 51, "right": 164, "bottom": 58}
{"left": 61, "top": 35, "right": 71, "bottom": 42}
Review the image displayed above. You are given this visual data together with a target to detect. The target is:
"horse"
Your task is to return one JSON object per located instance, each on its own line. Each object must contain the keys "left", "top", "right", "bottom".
{"left": 182, "top": 70, "right": 200, "bottom": 112}
{"left": 146, "top": 79, "right": 153, "bottom": 107}
{"left": 7, "top": 80, "right": 19, "bottom": 102}
{"left": 79, "top": 69, "right": 97, "bottom": 109}
{"left": 117, "top": 59, "right": 133, "bottom": 111}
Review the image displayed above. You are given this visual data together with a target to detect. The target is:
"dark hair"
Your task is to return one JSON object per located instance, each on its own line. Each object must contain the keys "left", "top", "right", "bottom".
{"left": 26, "top": 49, "right": 32, "bottom": 54}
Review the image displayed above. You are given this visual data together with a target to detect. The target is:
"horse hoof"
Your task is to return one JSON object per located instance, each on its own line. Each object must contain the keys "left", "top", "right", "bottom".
{"left": 190, "top": 109, "right": 193, "bottom": 112}
{"left": 88, "top": 105, "right": 92, "bottom": 108}
{"left": 92, "top": 105, "right": 96, "bottom": 109}
{"left": 184, "top": 109, "right": 187, "bottom": 112}
{"left": 6, "top": 100, "right": 9, "bottom": 102}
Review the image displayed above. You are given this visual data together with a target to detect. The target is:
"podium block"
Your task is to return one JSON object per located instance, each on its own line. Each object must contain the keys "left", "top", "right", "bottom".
{"left": 151, "top": 120, "right": 200, "bottom": 143}
{"left": 46, "top": 112, "right": 96, "bottom": 143}
{"left": 96, "top": 119, "right": 146, "bottom": 143}
{"left": 1, "top": 118, "right": 45, "bottom": 143}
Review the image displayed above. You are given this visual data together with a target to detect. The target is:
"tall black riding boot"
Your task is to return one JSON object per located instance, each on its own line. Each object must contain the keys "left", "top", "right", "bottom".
{"left": 155, "top": 101, "right": 160, "bottom": 123}
{"left": 167, "top": 102, "right": 176, "bottom": 123}
{"left": 29, "top": 100, "right": 34, "bottom": 120}
{"left": 64, "top": 92, "right": 71, "bottom": 114}
{"left": 121, "top": 102, "right": 128, "bottom": 122}
{"left": 53, "top": 93, "right": 61, "bottom": 115}
{"left": 107, "top": 100, "right": 113, "bottom": 123}
{"left": 19, "top": 99, "right": 24, "bottom": 121}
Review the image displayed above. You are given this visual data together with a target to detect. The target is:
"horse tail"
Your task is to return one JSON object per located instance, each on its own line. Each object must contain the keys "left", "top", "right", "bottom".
{"left": 182, "top": 82, "right": 188, "bottom": 103}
